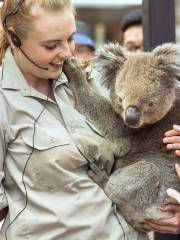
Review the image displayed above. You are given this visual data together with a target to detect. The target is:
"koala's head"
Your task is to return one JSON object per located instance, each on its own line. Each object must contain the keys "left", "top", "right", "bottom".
{"left": 96, "top": 43, "right": 180, "bottom": 128}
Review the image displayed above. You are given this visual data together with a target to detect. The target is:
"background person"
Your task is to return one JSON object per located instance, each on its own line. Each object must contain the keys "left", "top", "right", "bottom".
{"left": 74, "top": 20, "right": 95, "bottom": 60}
{"left": 120, "top": 9, "right": 143, "bottom": 52}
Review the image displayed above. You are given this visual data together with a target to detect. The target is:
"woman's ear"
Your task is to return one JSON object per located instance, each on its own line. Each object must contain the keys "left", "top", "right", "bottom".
{"left": 95, "top": 42, "right": 127, "bottom": 89}
{"left": 6, "top": 27, "right": 17, "bottom": 49}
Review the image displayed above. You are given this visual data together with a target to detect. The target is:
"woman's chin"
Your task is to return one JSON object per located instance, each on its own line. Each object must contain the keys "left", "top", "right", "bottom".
{"left": 48, "top": 68, "right": 63, "bottom": 79}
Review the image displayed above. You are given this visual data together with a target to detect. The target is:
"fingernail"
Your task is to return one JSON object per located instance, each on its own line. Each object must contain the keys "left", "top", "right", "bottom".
{"left": 173, "top": 125, "right": 180, "bottom": 131}
{"left": 166, "top": 144, "right": 172, "bottom": 149}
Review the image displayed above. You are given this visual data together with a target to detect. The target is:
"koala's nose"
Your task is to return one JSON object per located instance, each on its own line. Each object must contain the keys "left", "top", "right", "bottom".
{"left": 125, "top": 106, "right": 140, "bottom": 126}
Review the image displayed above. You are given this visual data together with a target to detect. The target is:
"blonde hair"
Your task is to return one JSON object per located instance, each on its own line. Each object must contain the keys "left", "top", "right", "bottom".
{"left": 0, "top": 0, "right": 74, "bottom": 62}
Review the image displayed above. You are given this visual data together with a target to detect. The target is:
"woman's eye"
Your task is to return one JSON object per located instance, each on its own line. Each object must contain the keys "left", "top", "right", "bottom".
{"left": 68, "top": 37, "right": 74, "bottom": 43}
{"left": 45, "top": 45, "right": 57, "bottom": 50}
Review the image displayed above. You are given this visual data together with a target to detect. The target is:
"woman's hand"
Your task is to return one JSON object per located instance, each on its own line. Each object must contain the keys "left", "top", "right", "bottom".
{"left": 145, "top": 125, "right": 180, "bottom": 234}
{"left": 145, "top": 204, "right": 180, "bottom": 234}
{"left": 167, "top": 164, "right": 180, "bottom": 204}
{"left": 163, "top": 125, "right": 180, "bottom": 204}
{"left": 163, "top": 124, "right": 180, "bottom": 156}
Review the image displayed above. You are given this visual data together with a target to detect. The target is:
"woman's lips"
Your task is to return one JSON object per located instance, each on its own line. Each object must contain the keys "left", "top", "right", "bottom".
{"left": 50, "top": 62, "right": 63, "bottom": 68}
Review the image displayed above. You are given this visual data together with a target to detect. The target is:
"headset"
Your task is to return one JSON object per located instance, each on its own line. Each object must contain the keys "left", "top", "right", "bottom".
{"left": 2, "top": 0, "right": 48, "bottom": 70}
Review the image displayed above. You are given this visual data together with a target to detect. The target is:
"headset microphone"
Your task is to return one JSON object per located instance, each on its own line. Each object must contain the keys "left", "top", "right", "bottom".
{"left": 10, "top": 32, "right": 48, "bottom": 70}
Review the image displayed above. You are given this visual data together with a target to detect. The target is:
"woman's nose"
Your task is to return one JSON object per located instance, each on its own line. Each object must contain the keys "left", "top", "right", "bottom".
{"left": 58, "top": 42, "right": 73, "bottom": 59}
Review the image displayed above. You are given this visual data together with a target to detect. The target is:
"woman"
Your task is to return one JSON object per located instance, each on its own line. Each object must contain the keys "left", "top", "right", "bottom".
{"left": 0, "top": 0, "right": 178, "bottom": 239}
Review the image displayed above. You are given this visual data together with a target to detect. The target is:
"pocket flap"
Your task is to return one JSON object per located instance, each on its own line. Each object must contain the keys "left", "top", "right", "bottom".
{"left": 22, "top": 128, "right": 70, "bottom": 150}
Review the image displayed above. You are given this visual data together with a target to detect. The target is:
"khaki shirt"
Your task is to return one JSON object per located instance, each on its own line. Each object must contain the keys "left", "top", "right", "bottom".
{"left": 0, "top": 48, "right": 148, "bottom": 240}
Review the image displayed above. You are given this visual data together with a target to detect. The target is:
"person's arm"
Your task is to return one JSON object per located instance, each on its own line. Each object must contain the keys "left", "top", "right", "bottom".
{"left": 167, "top": 164, "right": 180, "bottom": 204}
{"left": 163, "top": 125, "right": 180, "bottom": 204}
{"left": 0, "top": 103, "right": 9, "bottom": 220}
{"left": 144, "top": 125, "right": 180, "bottom": 234}
{"left": 144, "top": 204, "right": 180, "bottom": 234}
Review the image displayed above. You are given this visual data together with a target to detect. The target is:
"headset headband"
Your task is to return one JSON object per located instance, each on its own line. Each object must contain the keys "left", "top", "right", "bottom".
{"left": 3, "top": 0, "right": 25, "bottom": 32}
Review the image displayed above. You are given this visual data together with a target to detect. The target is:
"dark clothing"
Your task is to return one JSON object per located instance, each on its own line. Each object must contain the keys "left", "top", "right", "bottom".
{"left": 155, "top": 232, "right": 180, "bottom": 240}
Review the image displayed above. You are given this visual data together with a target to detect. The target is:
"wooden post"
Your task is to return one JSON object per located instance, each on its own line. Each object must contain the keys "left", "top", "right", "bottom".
{"left": 142, "top": 0, "right": 175, "bottom": 51}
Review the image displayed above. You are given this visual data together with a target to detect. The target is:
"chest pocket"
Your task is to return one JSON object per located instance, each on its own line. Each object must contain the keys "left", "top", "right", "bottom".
{"left": 21, "top": 127, "right": 79, "bottom": 191}
{"left": 22, "top": 127, "right": 70, "bottom": 150}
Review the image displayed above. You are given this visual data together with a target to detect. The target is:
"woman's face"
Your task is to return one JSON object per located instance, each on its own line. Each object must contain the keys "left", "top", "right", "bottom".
{"left": 14, "top": 7, "right": 76, "bottom": 82}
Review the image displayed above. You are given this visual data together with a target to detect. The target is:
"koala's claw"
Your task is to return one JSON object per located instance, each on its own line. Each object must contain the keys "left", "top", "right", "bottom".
{"left": 88, "top": 160, "right": 109, "bottom": 188}
{"left": 63, "top": 58, "right": 86, "bottom": 84}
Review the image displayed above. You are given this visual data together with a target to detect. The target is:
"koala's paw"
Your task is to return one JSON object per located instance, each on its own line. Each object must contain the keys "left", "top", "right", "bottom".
{"left": 63, "top": 58, "right": 86, "bottom": 85}
{"left": 88, "top": 160, "right": 109, "bottom": 188}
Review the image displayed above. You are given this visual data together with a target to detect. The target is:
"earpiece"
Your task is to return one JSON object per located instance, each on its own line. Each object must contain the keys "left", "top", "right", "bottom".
{"left": 11, "top": 32, "right": 22, "bottom": 48}
{"left": 7, "top": 30, "right": 48, "bottom": 70}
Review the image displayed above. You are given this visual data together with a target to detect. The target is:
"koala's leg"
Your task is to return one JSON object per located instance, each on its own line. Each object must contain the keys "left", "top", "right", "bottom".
{"left": 103, "top": 161, "right": 161, "bottom": 230}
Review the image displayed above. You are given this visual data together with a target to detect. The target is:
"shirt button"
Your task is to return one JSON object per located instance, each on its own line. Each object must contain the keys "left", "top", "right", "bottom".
{"left": 22, "top": 88, "right": 27, "bottom": 94}
{"left": 70, "top": 126, "right": 76, "bottom": 133}
{"left": 50, "top": 137, "right": 56, "bottom": 143}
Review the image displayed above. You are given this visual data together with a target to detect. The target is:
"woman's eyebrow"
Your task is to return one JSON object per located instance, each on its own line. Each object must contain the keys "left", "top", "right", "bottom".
{"left": 41, "top": 32, "right": 76, "bottom": 43}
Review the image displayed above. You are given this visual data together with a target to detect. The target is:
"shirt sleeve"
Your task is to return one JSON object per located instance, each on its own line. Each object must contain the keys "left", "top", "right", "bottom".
{"left": 0, "top": 96, "right": 8, "bottom": 209}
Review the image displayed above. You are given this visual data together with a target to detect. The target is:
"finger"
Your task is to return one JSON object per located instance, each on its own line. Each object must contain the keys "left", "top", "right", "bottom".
{"left": 164, "top": 129, "right": 178, "bottom": 137}
{"left": 145, "top": 222, "right": 178, "bottom": 234}
{"left": 175, "top": 164, "right": 180, "bottom": 178}
{"left": 173, "top": 124, "right": 180, "bottom": 132}
{"left": 166, "top": 143, "right": 180, "bottom": 150}
{"left": 175, "top": 150, "right": 180, "bottom": 157}
{"left": 160, "top": 204, "right": 180, "bottom": 213}
{"left": 163, "top": 136, "right": 180, "bottom": 144}
{"left": 167, "top": 188, "right": 180, "bottom": 204}
{"left": 145, "top": 219, "right": 173, "bottom": 227}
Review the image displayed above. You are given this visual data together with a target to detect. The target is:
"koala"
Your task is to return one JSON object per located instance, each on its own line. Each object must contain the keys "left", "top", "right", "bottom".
{"left": 63, "top": 42, "right": 180, "bottom": 231}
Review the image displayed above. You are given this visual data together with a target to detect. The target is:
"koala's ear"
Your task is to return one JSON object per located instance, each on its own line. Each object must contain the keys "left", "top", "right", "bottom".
{"left": 153, "top": 43, "right": 180, "bottom": 81}
{"left": 95, "top": 42, "right": 127, "bottom": 89}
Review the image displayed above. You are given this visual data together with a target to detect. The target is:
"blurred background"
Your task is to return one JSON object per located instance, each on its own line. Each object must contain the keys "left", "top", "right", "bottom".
{"left": 73, "top": 0, "right": 180, "bottom": 48}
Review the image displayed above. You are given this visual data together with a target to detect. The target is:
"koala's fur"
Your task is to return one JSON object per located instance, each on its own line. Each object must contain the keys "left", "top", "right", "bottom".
{"left": 63, "top": 43, "right": 180, "bottom": 231}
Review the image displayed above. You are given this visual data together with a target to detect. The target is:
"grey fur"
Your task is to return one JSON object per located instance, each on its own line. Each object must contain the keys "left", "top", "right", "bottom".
{"left": 95, "top": 42, "right": 126, "bottom": 89}
{"left": 63, "top": 42, "right": 180, "bottom": 232}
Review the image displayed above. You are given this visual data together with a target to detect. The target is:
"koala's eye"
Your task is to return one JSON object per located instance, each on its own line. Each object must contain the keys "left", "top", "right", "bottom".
{"left": 118, "top": 97, "right": 122, "bottom": 102}
{"left": 148, "top": 102, "right": 154, "bottom": 107}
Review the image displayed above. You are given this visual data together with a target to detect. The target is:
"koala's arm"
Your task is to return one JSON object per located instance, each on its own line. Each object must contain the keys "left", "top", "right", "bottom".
{"left": 63, "top": 58, "right": 128, "bottom": 146}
